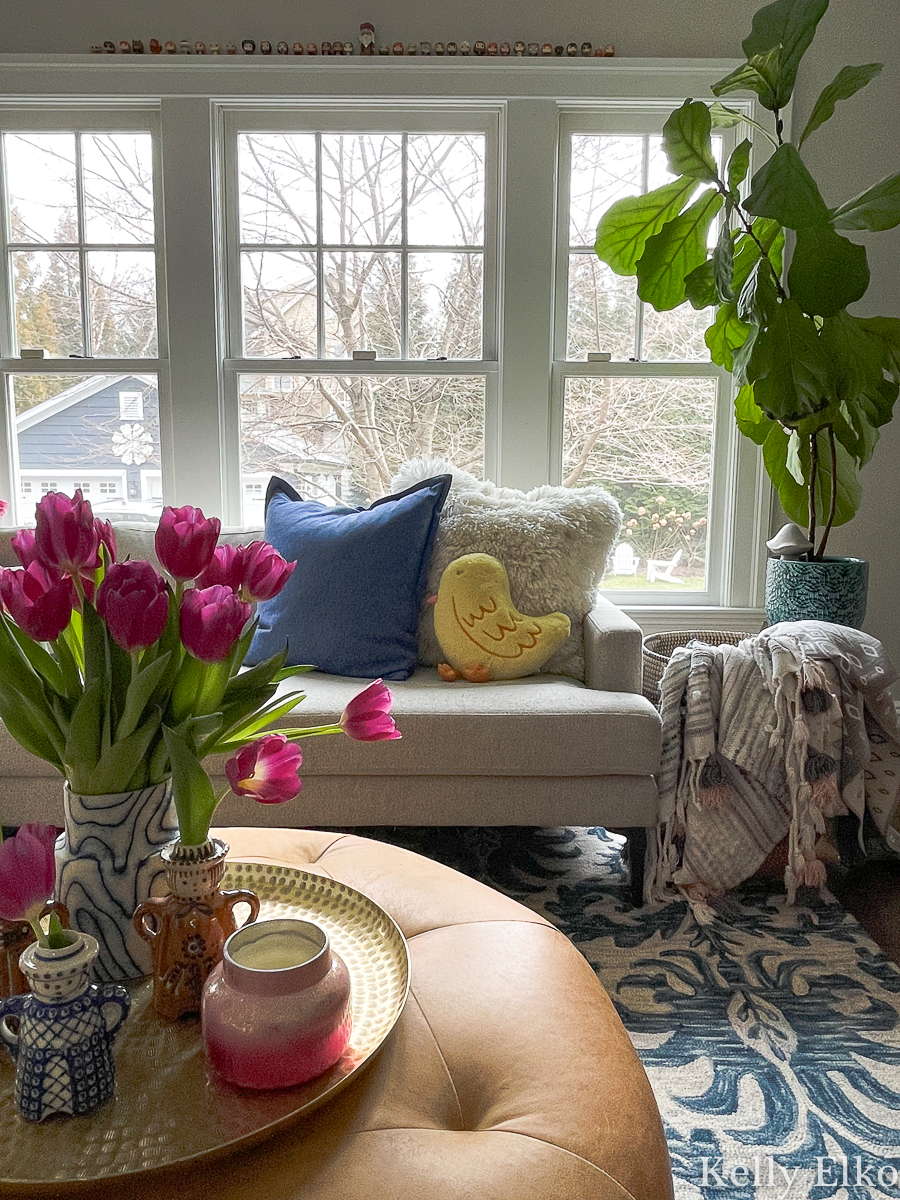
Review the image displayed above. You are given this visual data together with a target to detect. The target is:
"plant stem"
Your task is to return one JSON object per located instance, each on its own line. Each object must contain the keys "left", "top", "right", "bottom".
{"left": 815, "top": 426, "right": 839, "bottom": 560}
{"left": 807, "top": 431, "right": 818, "bottom": 556}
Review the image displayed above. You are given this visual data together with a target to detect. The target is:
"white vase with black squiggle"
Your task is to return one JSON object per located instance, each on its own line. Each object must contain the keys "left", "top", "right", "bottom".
{"left": 55, "top": 781, "right": 178, "bottom": 982}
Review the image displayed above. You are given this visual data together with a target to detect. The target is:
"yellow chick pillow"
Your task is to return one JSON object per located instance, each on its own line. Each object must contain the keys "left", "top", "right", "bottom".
{"left": 433, "top": 553, "right": 571, "bottom": 682}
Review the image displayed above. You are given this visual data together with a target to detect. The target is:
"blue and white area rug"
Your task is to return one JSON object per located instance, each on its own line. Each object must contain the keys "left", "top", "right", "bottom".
{"left": 358, "top": 825, "right": 900, "bottom": 1200}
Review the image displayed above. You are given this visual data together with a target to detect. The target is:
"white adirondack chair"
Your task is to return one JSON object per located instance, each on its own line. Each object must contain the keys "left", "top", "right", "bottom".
{"left": 646, "top": 548, "right": 684, "bottom": 583}
{"left": 610, "top": 542, "right": 640, "bottom": 576}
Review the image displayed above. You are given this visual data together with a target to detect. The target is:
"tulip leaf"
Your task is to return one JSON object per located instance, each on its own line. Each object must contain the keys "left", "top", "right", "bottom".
{"left": 663, "top": 100, "right": 719, "bottom": 182}
{"left": 52, "top": 633, "right": 81, "bottom": 699}
{"left": 115, "top": 653, "right": 171, "bottom": 744}
{"left": 3, "top": 621, "right": 69, "bottom": 698}
{"left": 636, "top": 189, "right": 724, "bottom": 310}
{"left": 163, "top": 724, "right": 219, "bottom": 846}
{"left": 85, "top": 709, "right": 162, "bottom": 796}
{"left": 272, "top": 663, "right": 315, "bottom": 681}
{"left": 798, "top": 64, "right": 882, "bottom": 147}
{"left": 207, "top": 693, "right": 307, "bottom": 754}
{"left": 788, "top": 225, "right": 870, "bottom": 317}
{"left": 64, "top": 682, "right": 104, "bottom": 777}
{"left": 739, "top": 0, "right": 829, "bottom": 109}
{"left": 830, "top": 171, "right": 900, "bottom": 233}
{"left": 224, "top": 649, "right": 288, "bottom": 697}
{"left": 745, "top": 144, "right": 830, "bottom": 229}
{"left": 594, "top": 176, "right": 697, "bottom": 276}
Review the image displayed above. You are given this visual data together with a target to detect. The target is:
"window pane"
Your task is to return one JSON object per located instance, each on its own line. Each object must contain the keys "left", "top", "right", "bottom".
{"left": 239, "top": 373, "right": 484, "bottom": 517}
{"left": 88, "top": 250, "right": 158, "bottom": 356}
{"left": 321, "top": 135, "right": 403, "bottom": 245}
{"left": 567, "top": 254, "right": 637, "bottom": 360}
{"left": 562, "top": 376, "right": 715, "bottom": 590}
{"left": 407, "top": 135, "right": 485, "bottom": 246}
{"left": 12, "top": 373, "right": 161, "bottom": 524}
{"left": 12, "top": 249, "right": 83, "bottom": 355}
{"left": 4, "top": 134, "right": 77, "bottom": 244}
{"left": 242, "top": 250, "right": 318, "bottom": 357}
{"left": 569, "top": 134, "right": 642, "bottom": 246}
{"left": 409, "top": 252, "right": 482, "bottom": 359}
{"left": 238, "top": 133, "right": 317, "bottom": 245}
{"left": 323, "top": 252, "right": 401, "bottom": 357}
{"left": 81, "top": 134, "right": 155, "bottom": 245}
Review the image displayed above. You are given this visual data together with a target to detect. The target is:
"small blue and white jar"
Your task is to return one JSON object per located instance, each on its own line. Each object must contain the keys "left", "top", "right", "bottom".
{"left": 0, "top": 931, "right": 130, "bottom": 1122}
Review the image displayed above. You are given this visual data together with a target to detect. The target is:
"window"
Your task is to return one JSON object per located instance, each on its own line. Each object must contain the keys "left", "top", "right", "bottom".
{"left": 0, "top": 62, "right": 770, "bottom": 621}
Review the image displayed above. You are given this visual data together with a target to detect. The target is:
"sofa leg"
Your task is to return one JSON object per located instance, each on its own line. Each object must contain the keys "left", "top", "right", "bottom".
{"left": 621, "top": 827, "right": 647, "bottom": 907}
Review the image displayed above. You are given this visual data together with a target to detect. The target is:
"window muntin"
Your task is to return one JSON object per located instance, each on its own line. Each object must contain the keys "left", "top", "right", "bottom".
{"left": 235, "top": 130, "right": 486, "bottom": 361}
{"left": 2, "top": 131, "right": 158, "bottom": 358}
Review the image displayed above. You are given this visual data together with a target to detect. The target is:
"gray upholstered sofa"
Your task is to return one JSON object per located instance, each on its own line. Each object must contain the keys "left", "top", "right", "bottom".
{"left": 0, "top": 521, "right": 661, "bottom": 899}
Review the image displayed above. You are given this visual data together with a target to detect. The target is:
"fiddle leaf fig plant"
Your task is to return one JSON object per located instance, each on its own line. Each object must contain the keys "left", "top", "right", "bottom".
{"left": 594, "top": 0, "right": 900, "bottom": 559}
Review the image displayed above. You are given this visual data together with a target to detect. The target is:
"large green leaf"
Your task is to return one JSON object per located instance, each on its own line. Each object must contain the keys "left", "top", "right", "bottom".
{"left": 710, "top": 102, "right": 779, "bottom": 148}
{"left": 115, "top": 653, "right": 172, "bottom": 744}
{"left": 684, "top": 258, "right": 718, "bottom": 309}
{"left": 635, "top": 190, "right": 723, "bottom": 311}
{"left": 711, "top": 54, "right": 779, "bottom": 111}
{"left": 854, "top": 315, "right": 900, "bottom": 381}
{"left": 663, "top": 100, "right": 718, "bottom": 182}
{"left": 712, "top": 223, "right": 736, "bottom": 302}
{"left": 163, "top": 724, "right": 219, "bottom": 846}
{"left": 798, "top": 64, "right": 883, "bottom": 146}
{"left": 820, "top": 311, "right": 889, "bottom": 404}
{"left": 830, "top": 171, "right": 900, "bottom": 232}
{"left": 64, "top": 681, "right": 104, "bottom": 776}
{"left": 727, "top": 139, "right": 753, "bottom": 193}
{"left": 750, "top": 298, "right": 832, "bottom": 422}
{"left": 0, "top": 688, "right": 63, "bottom": 769}
{"left": 594, "top": 176, "right": 697, "bottom": 275}
{"left": 734, "top": 382, "right": 774, "bottom": 445}
{"left": 740, "top": 0, "right": 830, "bottom": 108}
{"left": 787, "top": 226, "right": 870, "bottom": 316}
{"left": 759, "top": 424, "right": 859, "bottom": 529}
{"left": 3, "top": 622, "right": 68, "bottom": 698}
{"left": 705, "top": 302, "right": 751, "bottom": 370}
{"left": 745, "top": 144, "right": 830, "bottom": 229}
{"left": 85, "top": 709, "right": 162, "bottom": 795}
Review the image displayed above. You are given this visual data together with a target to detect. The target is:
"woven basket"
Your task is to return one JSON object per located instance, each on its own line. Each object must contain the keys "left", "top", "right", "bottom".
{"left": 642, "top": 630, "right": 753, "bottom": 708}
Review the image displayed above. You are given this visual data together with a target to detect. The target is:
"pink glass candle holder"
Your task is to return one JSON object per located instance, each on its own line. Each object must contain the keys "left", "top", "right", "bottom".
{"left": 201, "top": 918, "right": 352, "bottom": 1089}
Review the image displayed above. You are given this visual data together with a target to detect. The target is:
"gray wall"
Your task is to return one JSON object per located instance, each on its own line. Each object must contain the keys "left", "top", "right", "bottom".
{"left": 3, "top": 0, "right": 899, "bottom": 670}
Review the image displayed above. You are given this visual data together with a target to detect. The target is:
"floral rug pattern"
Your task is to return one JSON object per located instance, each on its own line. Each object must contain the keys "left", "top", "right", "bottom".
{"left": 351, "top": 825, "right": 900, "bottom": 1200}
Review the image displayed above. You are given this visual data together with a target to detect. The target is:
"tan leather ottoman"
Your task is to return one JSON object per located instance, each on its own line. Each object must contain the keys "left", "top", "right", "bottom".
{"left": 75, "top": 828, "right": 674, "bottom": 1200}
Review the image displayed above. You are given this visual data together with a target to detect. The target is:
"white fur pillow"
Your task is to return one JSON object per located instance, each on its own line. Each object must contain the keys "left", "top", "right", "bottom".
{"left": 391, "top": 457, "right": 622, "bottom": 681}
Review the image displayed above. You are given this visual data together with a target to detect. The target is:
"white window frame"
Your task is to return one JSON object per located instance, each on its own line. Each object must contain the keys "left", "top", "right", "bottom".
{"left": 0, "top": 56, "right": 769, "bottom": 625}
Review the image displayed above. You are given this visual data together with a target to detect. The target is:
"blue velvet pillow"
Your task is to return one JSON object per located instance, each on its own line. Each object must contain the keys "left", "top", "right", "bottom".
{"left": 246, "top": 474, "right": 452, "bottom": 680}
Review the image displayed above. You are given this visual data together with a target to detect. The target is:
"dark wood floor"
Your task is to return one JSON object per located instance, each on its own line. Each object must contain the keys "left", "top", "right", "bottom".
{"left": 831, "top": 857, "right": 900, "bottom": 966}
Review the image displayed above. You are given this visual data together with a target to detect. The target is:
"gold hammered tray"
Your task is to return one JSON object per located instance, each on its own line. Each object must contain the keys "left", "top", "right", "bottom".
{"left": 0, "top": 862, "right": 410, "bottom": 1193}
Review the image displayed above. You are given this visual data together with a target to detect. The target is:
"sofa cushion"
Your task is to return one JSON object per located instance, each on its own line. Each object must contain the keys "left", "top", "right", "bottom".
{"left": 246, "top": 475, "right": 452, "bottom": 681}
{"left": 391, "top": 458, "right": 621, "bottom": 681}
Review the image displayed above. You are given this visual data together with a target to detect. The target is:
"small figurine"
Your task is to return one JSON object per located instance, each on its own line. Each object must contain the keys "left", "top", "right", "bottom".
{"left": 343, "top": 41, "right": 354, "bottom": 53}
{"left": 566, "top": 42, "right": 578, "bottom": 55}
{"left": 460, "top": 41, "right": 470, "bottom": 55}
{"left": 132, "top": 39, "right": 144, "bottom": 53}
{"left": 179, "top": 40, "right": 191, "bottom": 53}
{"left": 241, "top": 40, "right": 255, "bottom": 53}
{"left": 473, "top": 41, "right": 486, "bottom": 55}
{"left": 594, "top": 46, "right": 605, "bottom": 56}
{"left": 360, "top": 22, "right": 375, "bottom": 54}
{"left": 527, "top": 43, "right": 539, "bottom": 55}
{"left": 164, "top": 40, "right": 176, "bottom": 53}
{"left": 226, "top": 43, "right": 237, "bottom": 53}
{"left": 194, "top": 41, "right": 206, "bottom": 54}
{"left": 292, "top": 42, "right": 304, "bottom": 53}
{"left": 149, "top": 39, "right": 162, "bottom": 53}
{"left": 321, "top": 41, "right": 332, "bottom": 54}
{"left": 541, "top": 43, "right": 553, "bottom": 55}
{"left": 276, "top": 41, "right": 289, "bottom": 54}
{"left": 604, "top": 44, "right": 615, "bottom": 55}
{"left": 500, "top": 42, "right": 510, "bottom": 54}
{"left": 581, "top": 42, "right": 592, "bottom": 55}
{"left": 554, "top": 45, "right": 564, "bottom": 56}
{"left": 209, "top": 42, "right": 220, "bottom": 54}
{"left": 406, "top": 42, "right": 416, "bottom": 54}
{"left": 119, "top": 40, "right": 132, "bottom": 53}
{"left": 103, "top": 41, "right": 116, "bottom": 52}
{"left": 260, "top": 40, "right": 272, "bottom": 54}
{"left": 513, "top": 41, "right": 525, "bottom": 55}
{"left": 486, "top": 42, "right": 498, "bottom": 55}
{"left": 434, "top": 42, "right": 445, "bottom": 54}
{"left": 306, "top": 42, "right": 318, "bottom": 54}
{"left": 379, "top": 44, "right": 390, "bottom": 54}
{"left": 91, "top": 44, "right": 103, "bottom": 53}
{"left": 392, "top": 41, "right": 404, "bottom": 54}
{"left": 446, "top": 41, "right": 458, "bottom": 54}
{"left": 419, "top": 41, "right": 432, "bottom": 55}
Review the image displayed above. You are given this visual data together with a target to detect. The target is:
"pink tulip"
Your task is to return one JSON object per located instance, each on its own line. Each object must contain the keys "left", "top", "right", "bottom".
{"left": 10, "top": 529, "right": 40, "bottom": 568}
{"left": 155, "top": 505, "right": 221, "bottom": 582}
{"left": 339, "top": 679, "right": 401, "bottom": 741}
{"left": 195, "top": 543, "right": 245, "bottom": 592}
{"left": 95, "top": 518, "right": 118, "bottom": 565}
{"left": 240, "top": 541, "right": 296, "bottom": 602}
{"left": 34, "top": 489, "right": 100, "bottom": 578}
{"left": 0, "top": 499, "right": 7, "bottom": 518}
{"left": 0, "top": 562, "right": 75, "bottom": 642}
{"left": 179, "top": 584, "right": 251, "bottom": 662}
{"left": 0, "top": 825, "right": 58, "bottom": 927}
{"left": 225, "top": 734, "right": 303, "bottom": 804}
{"left": 97, "top": 560, "right": 170, "bottom": 651}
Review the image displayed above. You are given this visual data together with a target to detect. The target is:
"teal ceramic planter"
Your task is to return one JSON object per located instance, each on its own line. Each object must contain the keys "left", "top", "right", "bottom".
{"left": 764, "top": 556, "right": 868, "bottom": 629}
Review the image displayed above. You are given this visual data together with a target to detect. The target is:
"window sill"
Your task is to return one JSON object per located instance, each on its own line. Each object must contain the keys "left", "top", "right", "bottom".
{"left": 620, "top": 605, "right": 765, "bottom": 637}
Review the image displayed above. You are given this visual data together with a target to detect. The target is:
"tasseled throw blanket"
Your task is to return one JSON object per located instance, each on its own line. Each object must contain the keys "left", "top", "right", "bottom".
{"left": 648, "top": 621, "right": 900, "bottom": 916}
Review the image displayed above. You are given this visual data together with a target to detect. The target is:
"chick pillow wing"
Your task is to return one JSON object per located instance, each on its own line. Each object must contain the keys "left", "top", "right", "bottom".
{"left": 433, "top": 553, "right": 571, "bottom": 682}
